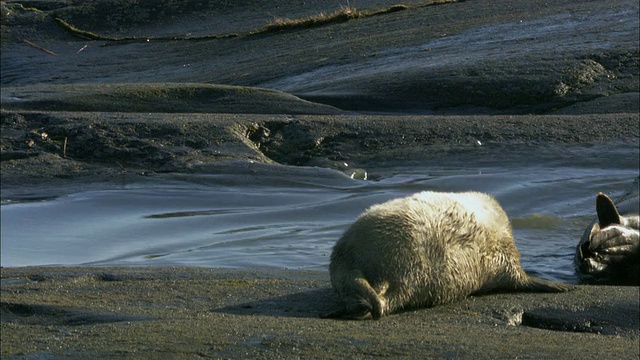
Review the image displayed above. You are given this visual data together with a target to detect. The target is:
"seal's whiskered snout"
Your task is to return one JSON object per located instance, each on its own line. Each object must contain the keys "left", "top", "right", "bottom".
{"left": 327, "top": 191, "right": 572, "bottom": 320}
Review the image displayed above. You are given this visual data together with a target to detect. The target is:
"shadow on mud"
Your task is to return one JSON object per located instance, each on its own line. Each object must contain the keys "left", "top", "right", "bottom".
{"left": 210, "top": 287, "right": 340, "bottom": 319}
{"left": 0, "top": 301, "right": 153, "bottom": 326}
{"left": 521, "top": 301, "right": 640, "bottom": 338}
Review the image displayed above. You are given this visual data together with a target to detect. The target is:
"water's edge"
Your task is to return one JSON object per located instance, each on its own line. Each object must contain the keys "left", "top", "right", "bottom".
{"left": 3, "top": 152, "right": 638, "bottom": 284}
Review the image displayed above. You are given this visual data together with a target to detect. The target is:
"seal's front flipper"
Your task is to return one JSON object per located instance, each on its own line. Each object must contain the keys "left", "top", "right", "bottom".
{"left": 589, "top": 224, "right": 640, "bottom": 255}
{"left": 596, "top": 193, "right": 621, "bottom": 228}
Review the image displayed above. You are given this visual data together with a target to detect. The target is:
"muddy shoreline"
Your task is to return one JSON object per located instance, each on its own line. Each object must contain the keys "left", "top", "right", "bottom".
{"left": 1, "top": 266, "right": 638, "bottom": 359}
{"left": 2, "top": 110, "right": 639, "bottom": 198}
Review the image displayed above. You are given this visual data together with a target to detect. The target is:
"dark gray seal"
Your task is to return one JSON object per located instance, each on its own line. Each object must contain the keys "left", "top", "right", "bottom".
{"left": 575, "top": 179, "right": 640, "bottom": 285}
{"left": 325, "top": 191, "right": 572, "bottom": 320}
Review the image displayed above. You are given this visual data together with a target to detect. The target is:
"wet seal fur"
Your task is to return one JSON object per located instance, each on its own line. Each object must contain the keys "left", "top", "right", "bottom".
{"left": 326, "top": 191, "right": 572, "bottom": 320}
{"left": 575, "top": 179, "right": 640, "bottom": 285}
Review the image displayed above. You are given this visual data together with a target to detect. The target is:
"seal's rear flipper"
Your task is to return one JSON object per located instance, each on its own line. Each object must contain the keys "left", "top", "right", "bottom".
{"left": 320, "top": 304, "right": 373, "bottom": 320}
{"left": 596, "top": 193, "right": 621, "bottom": 228}
{"left": 521, "top": 276, "right": 575, "bottom": 292}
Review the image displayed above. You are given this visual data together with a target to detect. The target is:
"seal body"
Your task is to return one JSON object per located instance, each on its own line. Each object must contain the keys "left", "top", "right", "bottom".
{"left": 327, "top": 191, "right": 571, "bottom": 320}
{"left": 575, "top": 180, "right": 639, "bottom": 285}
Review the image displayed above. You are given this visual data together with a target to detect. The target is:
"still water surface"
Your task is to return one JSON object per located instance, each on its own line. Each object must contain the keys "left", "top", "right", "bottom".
{"left": 2, "top": 147, "right": 638, "bottom": 284}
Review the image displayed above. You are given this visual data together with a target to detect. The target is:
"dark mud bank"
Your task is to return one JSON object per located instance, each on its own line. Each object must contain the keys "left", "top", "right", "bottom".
{"left": 2, "top": 110, "right": 639, "bottom": 191}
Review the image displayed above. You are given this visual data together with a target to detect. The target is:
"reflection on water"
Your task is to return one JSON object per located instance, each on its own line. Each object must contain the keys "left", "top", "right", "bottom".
{"left": 511, "top": 214, "right": 562, "bottom": 229}
{"left": 2, "top": 148, "right": 638, "bottom": 284}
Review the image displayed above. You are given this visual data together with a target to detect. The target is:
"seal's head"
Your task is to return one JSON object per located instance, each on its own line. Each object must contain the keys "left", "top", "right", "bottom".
{"left": 575, "top": 192, "right": 640, "bottom": 285}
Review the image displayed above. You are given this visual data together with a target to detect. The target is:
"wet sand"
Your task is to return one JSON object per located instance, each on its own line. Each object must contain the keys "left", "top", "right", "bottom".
{"left": 1, "top": 0, "right": 639, "bottom": 358}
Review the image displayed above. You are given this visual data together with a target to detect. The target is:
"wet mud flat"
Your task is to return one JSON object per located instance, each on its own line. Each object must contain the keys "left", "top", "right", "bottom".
{"left": 2, "top": 0, "right": 639, "bottom": 192}
{"left": 1, "top": 267, "right": 638, "bottom": 359}
{"left": 1, "top": 0, "right": 639, "bottom": 115}
{"left": 1, "top": 0, "right": 639, "bottom": 195}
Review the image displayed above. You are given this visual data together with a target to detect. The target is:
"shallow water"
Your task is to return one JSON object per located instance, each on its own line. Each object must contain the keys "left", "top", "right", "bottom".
{"left": 2, "top": 146, "right": 638, "bottom": 284}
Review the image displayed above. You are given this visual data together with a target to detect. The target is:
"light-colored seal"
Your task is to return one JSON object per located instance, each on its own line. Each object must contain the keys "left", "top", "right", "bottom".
{"left": 326, "top": 191, "right": 572, "bottom": 320}
{"left": 575, "top": 180, "right": 639, "bottom": 285}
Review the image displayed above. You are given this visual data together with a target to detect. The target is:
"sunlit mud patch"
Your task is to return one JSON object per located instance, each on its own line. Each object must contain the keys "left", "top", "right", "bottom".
{"left": 518, "top": 303, "right": 640, "bottom": 337}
